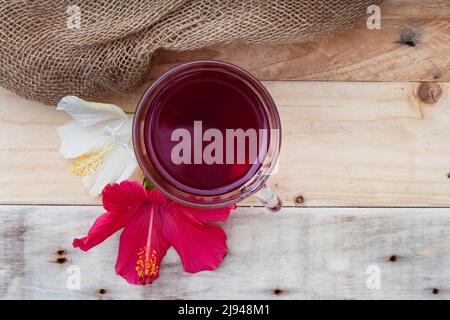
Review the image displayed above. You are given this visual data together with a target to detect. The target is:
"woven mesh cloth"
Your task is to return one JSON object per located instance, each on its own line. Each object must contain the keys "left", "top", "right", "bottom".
{"left": 0, "top": 0, "right": 381, "bottom": 104}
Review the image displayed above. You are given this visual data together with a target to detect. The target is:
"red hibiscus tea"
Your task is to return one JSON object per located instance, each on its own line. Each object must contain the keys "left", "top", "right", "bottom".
{"left": 133, "top": 61, "right": 281, "bottom": 208}
{"left": 145, "top": 69, "right": 268, "bottom": 194}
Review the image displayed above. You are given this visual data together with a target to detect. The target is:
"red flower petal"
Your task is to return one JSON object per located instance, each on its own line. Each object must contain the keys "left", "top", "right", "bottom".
{"left": 73, "top": 208, "right": 138, "bottom": 251}
{"left": 102, "top": 180, "right": 147, "bottom": 215}
{"left": 116, "top": 202, "right": 170, "bottom": 285}
{"left": 73, "top": 181, "right": 145, "bottom": 251}
{"left": 172, "top": 203, "right": 236, "bottom": 223}
{"left": 162, "top": 205, "right": 229, "bottom": 273}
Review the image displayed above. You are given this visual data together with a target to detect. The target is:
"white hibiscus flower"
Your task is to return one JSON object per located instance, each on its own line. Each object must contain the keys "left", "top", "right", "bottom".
{"left": 57, "top": 96, "right": 137, "bottom": 197}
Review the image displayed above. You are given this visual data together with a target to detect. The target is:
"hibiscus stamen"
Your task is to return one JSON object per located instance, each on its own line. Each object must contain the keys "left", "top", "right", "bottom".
{"left": 135, "top": 205, "right": 159, "bottom": 283}
{"left": 69, "top": 144, "right": 116, "bottom": 176}
{"left": 135, "top": 247, "right": 159, "bottom": 281}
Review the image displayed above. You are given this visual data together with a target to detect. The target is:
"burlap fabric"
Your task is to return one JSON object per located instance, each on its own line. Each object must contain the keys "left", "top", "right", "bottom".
{"left": 0, "top": 0, "right": 381, "bottom": 105}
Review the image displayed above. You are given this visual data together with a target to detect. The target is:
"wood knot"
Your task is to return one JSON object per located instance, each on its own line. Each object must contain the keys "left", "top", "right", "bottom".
{"left": 432, "top": 288, "right": 439, "bottom": 295}
{"left": 295, "top": 195, "right": 304, "bottom": 205}
{"left": 273, "top": 288, "right": 285, "bottom": 295}
{"left": 52, "top": 248, "right": 68, "bottom": 264}
{"left": 417, "top": 83, "right": 442, "bottom": 104}
{"left": 389, "top": 255, "right": 397, "bottom": 262}
{"left": 55, "top": 257, "right": 67, "bottom": 264}
{"left": 433, "top": 72, "right": 442, "bottom": 80}
{"left": 98, "top": 288, "right": 107, "bottom": 295}
{"left": 395, "top": 29, "right": 418, "bottom": 47}
{"left": 56, "top": 249, "right": 66, "bottom": 256}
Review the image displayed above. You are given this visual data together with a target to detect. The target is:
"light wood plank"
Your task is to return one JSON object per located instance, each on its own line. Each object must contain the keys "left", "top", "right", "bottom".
{"left": 151, "top": 0, "right": 450, "bottom": 82}
{"left": 1, "top": 206, "right": 449, "bottom": 299}
{"left": 1, "top": 82, "right": 450, "bottom": 206}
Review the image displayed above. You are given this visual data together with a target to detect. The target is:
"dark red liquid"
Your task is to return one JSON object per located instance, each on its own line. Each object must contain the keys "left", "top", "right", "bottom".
{"left": 144, "top": 69, "right": 269, "bottom": 196}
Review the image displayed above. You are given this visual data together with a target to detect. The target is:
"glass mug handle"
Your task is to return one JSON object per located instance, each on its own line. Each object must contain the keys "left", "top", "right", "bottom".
{"left": 255, "top": 184, "right": 282, "bottom": 212}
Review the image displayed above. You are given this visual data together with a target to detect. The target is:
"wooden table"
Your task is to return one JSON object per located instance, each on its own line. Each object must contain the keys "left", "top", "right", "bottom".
{"left": 1, "top": 0, "right": 450, "bottom": 299}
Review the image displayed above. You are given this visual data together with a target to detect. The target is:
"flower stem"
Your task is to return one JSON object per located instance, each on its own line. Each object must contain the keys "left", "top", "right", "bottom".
{"left": 142, "top": 175, "right": 154, "bottom": 190}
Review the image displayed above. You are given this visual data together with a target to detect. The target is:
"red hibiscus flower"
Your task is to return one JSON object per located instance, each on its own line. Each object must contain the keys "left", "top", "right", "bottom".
{"left": 73, "top": 180, "right": 235, "bottom": 285}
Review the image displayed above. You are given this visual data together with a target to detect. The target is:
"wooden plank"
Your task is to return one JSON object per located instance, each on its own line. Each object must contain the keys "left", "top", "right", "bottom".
{"left": 150, "top": 0, "right": 450, "bottom": 82}
{"left": 1, "top": 205, "right": 450, "bottom": 299}
{"left": 1, "top": 81, "right": 450, "bottom": 206}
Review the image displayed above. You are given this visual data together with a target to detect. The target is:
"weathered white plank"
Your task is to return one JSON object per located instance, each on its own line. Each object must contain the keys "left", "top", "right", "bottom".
{"left": 1, "top": 82, "right": 450, "bottom": 206}
{"left": 1, "top": 206, "right": 449, "bottom": 299}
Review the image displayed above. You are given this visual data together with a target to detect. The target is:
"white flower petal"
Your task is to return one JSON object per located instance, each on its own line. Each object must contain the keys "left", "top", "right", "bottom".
{"left": 57, "top": 118, "right": 132, "bottom": 159}
{"left": 57, "top": 120, "right": 110, "bottom": 158}
{"left": 102, "top": 118, "right": 134, "bottom": 144}
{"left": 117, "top": 159, "right": 138, "bottom": 183}
{"left": 55, "top": 96, "right": 136, "bottom": 197}
{"left": 82, "top": 145, "right": 137, "bottom": 197}
{"left": 57, "top": 96, "right": 128, "bottom": 127}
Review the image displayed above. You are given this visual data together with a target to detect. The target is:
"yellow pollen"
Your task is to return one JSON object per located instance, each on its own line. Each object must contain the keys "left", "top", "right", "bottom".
{"left": 136, "top": 247, "right": 159, "bottom": 280}
{"left": 69, "top": 144, "right": 116, "bottom": 177}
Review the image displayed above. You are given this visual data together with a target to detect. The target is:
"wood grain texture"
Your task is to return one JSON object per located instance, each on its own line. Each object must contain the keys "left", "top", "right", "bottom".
{"left": 1, "top": 205, "right": 449, "bottom": 299}
{"left": 150, "top": 0, "right": 450, "bottom": 82}
{"left": 1, "top": 0, "right": 449, "bottom": 301}
{"left": 1, "top": 81, "right": 450, "bottom": 206}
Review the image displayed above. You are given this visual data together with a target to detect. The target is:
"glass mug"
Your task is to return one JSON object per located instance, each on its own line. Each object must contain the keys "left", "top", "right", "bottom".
{"left": 133, "top": 60, "right": 282, "bottom": 211}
